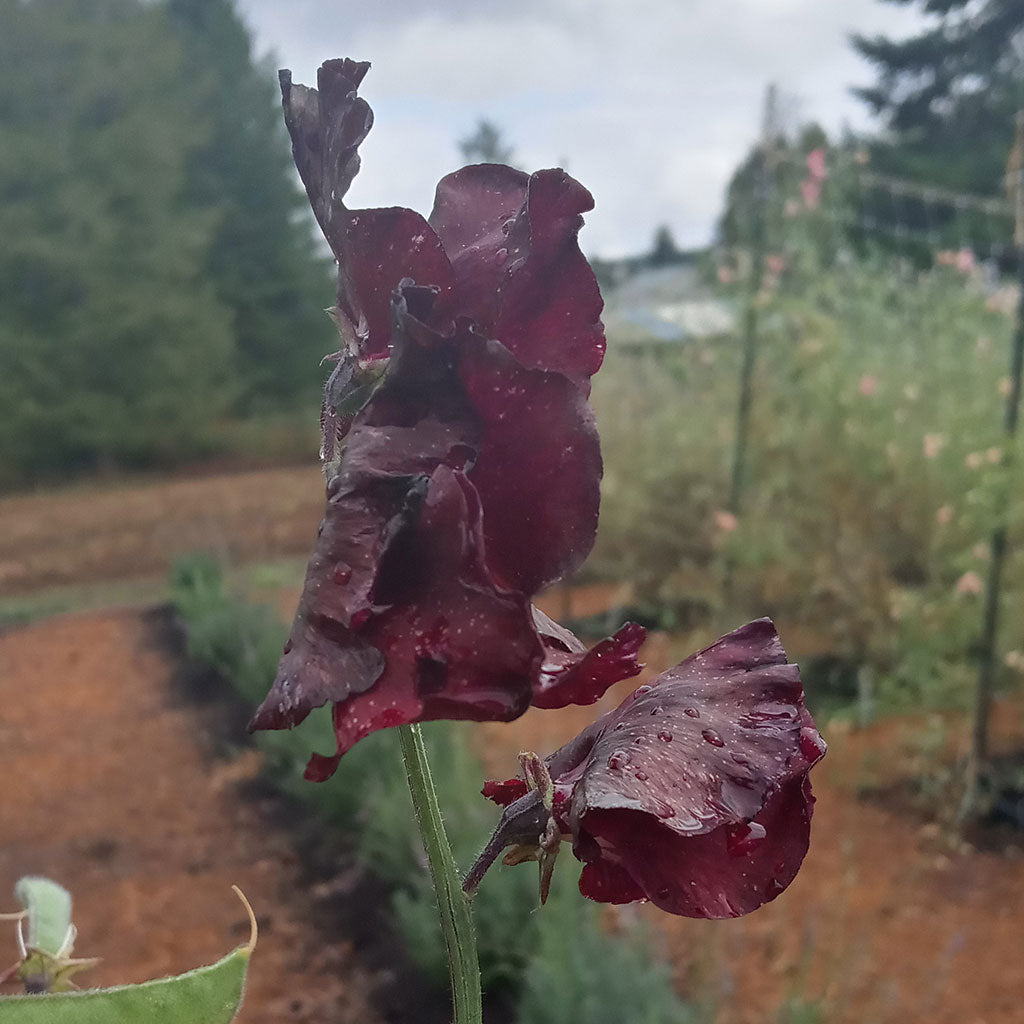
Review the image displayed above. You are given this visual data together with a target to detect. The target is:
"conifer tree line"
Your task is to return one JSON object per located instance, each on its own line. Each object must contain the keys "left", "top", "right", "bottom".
{"left": 0, "top": 0, "right": 334, "bottom": 487}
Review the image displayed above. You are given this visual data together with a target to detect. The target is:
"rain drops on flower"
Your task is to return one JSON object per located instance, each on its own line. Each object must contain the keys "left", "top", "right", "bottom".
{"left": 467, "top": 620, "right": 825, "bottom": 919}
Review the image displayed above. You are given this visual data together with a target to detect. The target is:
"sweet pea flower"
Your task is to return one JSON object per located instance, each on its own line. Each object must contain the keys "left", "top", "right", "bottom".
{"left": 858, "top": 374, "right": 878, "bottom": 397}
{"left": 923, "top": 434, "right": 945, "bottom": 460}
{"left": 467, "top": 619, "right": 825, "bottom": 919}
{"left": 250, "top": 60, "right": 644, "bottom": 778}
{"left": 806, "top": 148, "right": 827, "bottom": 182}
{"left": 956, "top": 571, "right": 984, "bottom": 596}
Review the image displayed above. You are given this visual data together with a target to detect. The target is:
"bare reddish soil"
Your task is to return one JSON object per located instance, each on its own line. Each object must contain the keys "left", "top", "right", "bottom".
{"left": 0, "top": 465, "right": 323, "bottom": 595}
{"left": 2, "top": 466, "right": 1023, "bottom": 1023}
{"left": 0, "top": 610, "right": 383, "bottom": 1023}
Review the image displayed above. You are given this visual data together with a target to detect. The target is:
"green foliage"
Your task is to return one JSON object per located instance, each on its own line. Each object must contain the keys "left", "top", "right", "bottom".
{"left": 168, "top": 555, "right": 697, "bottom": 1020}
{"left": 0, "top": 945, "right": 252, "bottom": 1023}
{"left": 517, "top": 871, "right": 693, "bottom": 1024}
{"left": 593, "top": 251, "right": 1023, "bottom": 716}
{"left": 0, "top": 0, "right": 234, "bottom": 485}
{"left": 165, "top": 0, "right": 334, "bottom": 413}
{"left": 852, "top": 0, "right": 1024, "bottom": 197}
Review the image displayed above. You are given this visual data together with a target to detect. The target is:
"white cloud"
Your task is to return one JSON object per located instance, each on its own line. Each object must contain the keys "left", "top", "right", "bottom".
{"left": 237, "top": 0, "right": 928, "bottom": 256}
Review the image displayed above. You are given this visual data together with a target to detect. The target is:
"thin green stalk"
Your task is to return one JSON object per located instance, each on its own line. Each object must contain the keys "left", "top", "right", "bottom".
{"left": 398, "top": 723, "right": 482, "bottom": 1024}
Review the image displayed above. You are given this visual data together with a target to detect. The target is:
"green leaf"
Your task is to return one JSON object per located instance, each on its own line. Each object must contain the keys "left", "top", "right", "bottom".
{"left": 0, "top": 888, "right": 257, "bottom": 1024}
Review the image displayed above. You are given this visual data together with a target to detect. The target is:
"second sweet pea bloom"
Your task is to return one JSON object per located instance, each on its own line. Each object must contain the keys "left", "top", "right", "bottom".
{"left": 249, "top": 60, "right": 643, "bottom": 778}
{"left": 467, "top": 620, "right": 825, "bottom": 919}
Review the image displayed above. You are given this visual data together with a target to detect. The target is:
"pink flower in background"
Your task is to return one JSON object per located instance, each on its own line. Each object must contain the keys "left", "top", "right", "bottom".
{"left": 972, "top": 543, "right": 989, "bottom": 560}
{"left": 986, "top": 447, "right": 1003, "bottom": 464}
{"left": 784, "top": 198, "right": 801, "bottom": 217}
{"left": 956, "top": 571, "right": 984, "bottom": 596}
{"left": 935, "top": 505, "right": 954, "bottom": 525}
{"left": 717, "top": 265, "right": 736, "bottom": 284}
{"left": 858, "top": 375, "right": 878, "bottom": 397}
{"left": 922, "top": 434, "right": 946, "bottom": 460}
{"left": 806, "top": 148, "right": 827, "bottom": 181}
{"left": 936, "top": 250, "right": 957, "bottom": 267}
{"left": 800, "top": 178, "right": 821, "bottom": 210}
{"left": 955, "top": 248, "right": 975, "bottom": 274}
{"left": 965, "top": 452, "right": 985, "bottom": 470}
{"left": 714, "top": 510, "right": 739, "bottom": 533}
{"left": 764, "top": 253, "right": 787, "bottom": 276}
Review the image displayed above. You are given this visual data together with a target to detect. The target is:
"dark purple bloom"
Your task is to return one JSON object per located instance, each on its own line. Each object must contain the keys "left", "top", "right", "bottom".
{"left": 467, "top": 619, "right": 826, "bottom": 919}
{"left": 250, "top": 60, "right": 643, "bottom": 778}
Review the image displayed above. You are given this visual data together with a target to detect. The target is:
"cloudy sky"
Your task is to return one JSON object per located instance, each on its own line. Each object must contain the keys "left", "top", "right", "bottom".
{"left": 236, "top": 0, "right": 927, "bottom": 258}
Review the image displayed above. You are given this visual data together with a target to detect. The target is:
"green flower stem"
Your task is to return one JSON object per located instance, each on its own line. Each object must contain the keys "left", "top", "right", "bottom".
{"left": 398, "top": 723, "right": 483, "bottom": 1024}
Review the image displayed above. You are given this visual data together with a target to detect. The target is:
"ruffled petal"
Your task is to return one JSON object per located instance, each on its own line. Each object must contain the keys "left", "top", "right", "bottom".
{"left": 280, "top": 61, "right": 456, "bottom": 357}
{"left": 429, "top": 166, "right": 606, "bottom": 384}
{"left": 577, "top": 775, "right": 814, "bottom": 918}
{"left": 458, "top": 333, "right": 602, "bottom": 592}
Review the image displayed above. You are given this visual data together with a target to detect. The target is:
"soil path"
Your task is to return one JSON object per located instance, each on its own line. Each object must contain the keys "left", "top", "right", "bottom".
{"left": 0, "top": 465, "right": 323, "bottom": 595}
{"left": 0, "top": 609, "right": 383, "bottom": 1023}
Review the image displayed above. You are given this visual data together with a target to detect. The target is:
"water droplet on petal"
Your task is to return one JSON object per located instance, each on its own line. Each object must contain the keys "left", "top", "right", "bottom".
{"left": 650, "top": 705, "right": 663, "bottom": 716}
{"left": 350, "top": 608, "right": 372, "bottom": 631}
{"left": 495, "top": 247, "right": 508, "bottom": 265}
{"left": 332, "top": 564, "right": 352, "bottom": 585}
{"left": 726, "top": 820, "right": 767, "bottom": 856}
{"left": 657, "top": 730, "right": 673, "bottom": 743}
{"left": 702, "top": 728, "right": 725, "bottom": 747}
{"left": 654, "top": 800, "right": 675, "bottom": 819}
{"left": 607, "top": 750, "right": 630, "bottom": 770}
{"left": 684, "top": 707, "right": 700, "bottom": 718}
{"left": 283, "top": 639, "right": 293, "bottom": 654}
{"left": 635, "top": 770, "right": 648, "bottom": 782}
{"left": 633, "top": 685, "right": 652, "bottom": 698}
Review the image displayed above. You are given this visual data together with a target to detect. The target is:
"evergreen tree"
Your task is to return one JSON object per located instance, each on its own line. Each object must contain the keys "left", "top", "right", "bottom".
{"left": 459, "top": 119, "right": 516, "bottom": 165}
{"left": 0, "top": 0, "right": 234, "bottom": 484}
{"left": 165, "top": 0, "right": 334, "bottom": 413}
{"left": 853, "top": 0, "right": 1024, "bottom": 195}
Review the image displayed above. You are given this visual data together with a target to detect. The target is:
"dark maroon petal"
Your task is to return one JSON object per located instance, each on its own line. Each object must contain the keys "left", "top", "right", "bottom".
{"left": 429, "top": 164, "right": 529, "bottom": 328}
{"left": 249, "top": 418, "right": 473, "bottom": 733}
{"left": 288, "top": 465, "right": 541, "bottom": 777}
{"left": 531, "top": 611, "right": 647, "bottom": 709}
{"left": 568, "top": 619, "right": 822, "bottom": 832}
{"left": 492, "top": 170, "right": 606, "bottom": 383}
{"left": 429, "top": 167, "right": 605, "bottom": 384}
{"left": 458, "top": 333, "right": 602, "bottom": 593}
{"left": 279, "top": 60, "right": 372, "bottom": 252}
{"left": 482, "top": 778, "right": 529, "bottom": 807}
{"left": 577, "top": 775, "right": 815, "bottom": 918}
{"left": 337, "top": 209, "right": 455, "bottom": 358}
{"left": 577, "top": 856, "right": 647, "bottom": 905}
{"left": 280, "top": 62, "right": 457, "bottom": 358}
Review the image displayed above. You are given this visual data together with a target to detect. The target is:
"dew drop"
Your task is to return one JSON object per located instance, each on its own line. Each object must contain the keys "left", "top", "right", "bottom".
{"left": 283, "top": 639, "right": 293, "bottom": 654}
{"left": 730, "top": 752, "right": 750, "bottom": 766}
{"left": 654, "top": 800, "right": 675, "bottom": 819}
{"left": 350, "top": 608, "right": 372, "bottom": 631}
{"left": 634, "top": 770, "right": 648, "bottom": 782}
{"left": 606, "top": 750, "right": 630, "bottom": 770}
{"left": 332, "top": 564, "right": 352, "bottom": 585}
{"left": 684, "top": 707, "right": 700, "bottom": 718}
{"left": 495, "top": 247, "right": 508, "bottom": 265}
{"left": 726, "top": 820, "right": 767, "bottom": 856}
{"left": 633, "top": 685, "right": 653, "bottom": 698}
{"left": 702, "top": 728, "right": 725, "bottom": 747}
{"left": 650, "top": 705, "right": 663, "bottom": 716}
{"left": 613, "top": 722, "right": 625, "bottom": 731}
